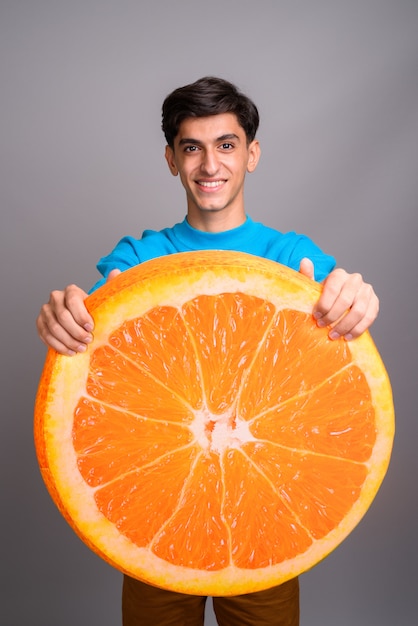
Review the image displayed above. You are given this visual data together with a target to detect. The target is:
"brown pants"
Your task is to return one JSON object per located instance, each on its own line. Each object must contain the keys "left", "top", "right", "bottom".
{"left": 122, "top": 575, "right": 299, "bottom": 626}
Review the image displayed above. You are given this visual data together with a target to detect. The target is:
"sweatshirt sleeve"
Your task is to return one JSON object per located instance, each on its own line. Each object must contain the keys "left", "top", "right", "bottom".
{"left": 286, "top": 235, "right": 336, "bottom": 282}
{"left": 88, "top": 236, "right": 142, "bottom": 293}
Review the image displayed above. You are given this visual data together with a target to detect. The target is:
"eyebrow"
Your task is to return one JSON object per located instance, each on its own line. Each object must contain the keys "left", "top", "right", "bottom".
{"left": 178, "top": 133, "right": 240, "bottom": 146}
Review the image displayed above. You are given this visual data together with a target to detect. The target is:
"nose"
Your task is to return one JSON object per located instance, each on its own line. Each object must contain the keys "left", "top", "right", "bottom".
{"left": 200, "top": 149, "right": 219, "bottom": 176}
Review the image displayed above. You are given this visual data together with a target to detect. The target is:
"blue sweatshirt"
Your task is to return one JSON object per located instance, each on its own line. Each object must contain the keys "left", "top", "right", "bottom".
{"left": 90, "top": 216, "right": 336, "bottom": 292}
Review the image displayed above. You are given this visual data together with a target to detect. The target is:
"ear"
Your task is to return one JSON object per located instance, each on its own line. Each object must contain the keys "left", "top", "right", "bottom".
{"left": 165, "top": 145, "right": 178, "bottom": 176}
{"left": 247, "top": 140, "right": 261, "bottom": 173}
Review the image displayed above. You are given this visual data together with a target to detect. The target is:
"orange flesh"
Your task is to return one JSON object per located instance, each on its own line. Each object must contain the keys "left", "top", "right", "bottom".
{"left": 72, "top": 292, "right": 375, "bottom": 571}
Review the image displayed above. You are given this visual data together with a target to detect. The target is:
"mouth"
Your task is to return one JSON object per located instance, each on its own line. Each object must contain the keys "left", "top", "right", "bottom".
{"left": 196, "top": 180, "right": 226, "bottom": 191}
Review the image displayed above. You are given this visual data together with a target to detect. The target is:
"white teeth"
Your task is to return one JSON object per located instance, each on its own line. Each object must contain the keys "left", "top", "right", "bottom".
{"left": 199, "top": 180, "right": 224, "bottom": 188}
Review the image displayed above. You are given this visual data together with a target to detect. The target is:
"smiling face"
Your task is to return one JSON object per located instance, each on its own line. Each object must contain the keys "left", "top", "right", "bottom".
{"left": 165, "top": 113, "right": 260, "bottom": 232}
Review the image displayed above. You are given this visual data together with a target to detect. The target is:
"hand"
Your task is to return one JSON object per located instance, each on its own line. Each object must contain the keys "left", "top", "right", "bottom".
{"left": 299, "top": 259, "right": 379, "bottom": 340}
{"left": 36, "top": 269, "right": 121, "bottom": 355}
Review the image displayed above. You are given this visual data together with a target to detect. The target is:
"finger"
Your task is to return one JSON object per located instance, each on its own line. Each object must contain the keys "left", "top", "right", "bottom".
{"left": 36, "top": 312, "right": 90, "bottom": 356}
{"left": 299, "top": 258, "right": 315, "bottom": 280}
{"left": 107, "top": 268, "right": 122, "bottom": 282}
{"left": 329, "top": 286, "right": 379, "bottom": 340}
{"left": 314, "top": 270, "right": 363, "bottom": 326}
{"left": 37, "top": 286, "right": 93, "bottom": 354}
{"left": 62, "top": 285, "right": 94, "bottom": 332}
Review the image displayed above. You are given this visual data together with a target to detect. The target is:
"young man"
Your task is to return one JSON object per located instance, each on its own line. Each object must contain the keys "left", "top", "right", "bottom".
{"left": 37, "top": 77, "right": 379, "bottom": 626}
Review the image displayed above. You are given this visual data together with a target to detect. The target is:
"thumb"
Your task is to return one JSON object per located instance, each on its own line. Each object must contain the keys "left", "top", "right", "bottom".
{"left": 299, "top": 257, "right": 315, "bottom": 280}
{"left": 106, "top": 268, "right": 122, "bottom": 282}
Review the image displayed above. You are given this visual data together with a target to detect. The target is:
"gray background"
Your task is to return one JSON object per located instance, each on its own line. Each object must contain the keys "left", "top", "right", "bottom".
{"left": 1, "top": 1, "right": 417, "bottom": 624}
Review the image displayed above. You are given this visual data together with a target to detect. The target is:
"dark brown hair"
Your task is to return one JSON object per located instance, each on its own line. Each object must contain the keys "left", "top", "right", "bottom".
{"left": 162, "top": 76, "right": 259, "bottom": 148}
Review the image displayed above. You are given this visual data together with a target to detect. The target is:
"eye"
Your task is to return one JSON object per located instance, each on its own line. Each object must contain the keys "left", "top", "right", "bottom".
{"left": 184, "top": 145, "right": 199, "bottom": 153}
{"left": 220, "top": 142, "right": 234, "bottom": 150}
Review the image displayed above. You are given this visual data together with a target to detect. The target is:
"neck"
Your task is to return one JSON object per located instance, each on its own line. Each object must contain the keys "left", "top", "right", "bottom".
{"left": 186, "top": 207, "right": 246, "bottom": 233}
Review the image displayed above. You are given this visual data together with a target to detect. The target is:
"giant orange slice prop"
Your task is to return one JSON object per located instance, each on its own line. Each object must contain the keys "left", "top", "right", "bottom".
{"left": 34, "top": 251, "right": 394, "bottom": 595}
